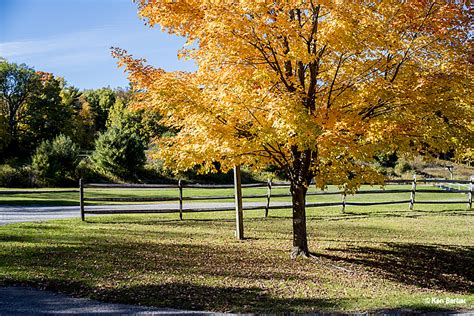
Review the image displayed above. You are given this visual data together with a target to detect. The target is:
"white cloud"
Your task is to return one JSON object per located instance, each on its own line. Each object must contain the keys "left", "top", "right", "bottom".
{"left": 0, "top": 23, "right": 194, "bottom": 88}
{"left": 0, "top": 27, "right": 111, "bottom": 58}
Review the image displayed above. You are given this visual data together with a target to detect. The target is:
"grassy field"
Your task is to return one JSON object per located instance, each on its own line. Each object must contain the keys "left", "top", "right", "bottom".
{"left": 0, "top": 194, "right": 473, "bottom": 313}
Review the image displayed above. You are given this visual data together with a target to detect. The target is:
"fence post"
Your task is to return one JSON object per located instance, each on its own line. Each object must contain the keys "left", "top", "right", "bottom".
{"left": 178, "top": 180, "right": 183, "bottom": 220}
{"left": 79, "top": 178, "right": 85, "bottom": 221}
{"left": 468, "top": 176, "right": 473, "bottom": 209}
{"left": 265, "top": 179, "right": 272, "bottom": 217}
{"left": 409, "top": 174, "right": 416, "bottom": 210}
{"left": 234, "top": 165, "right": 244, "bottom": 240}
{"left": 341, "top": 191, "right": 347, "bottom": 213}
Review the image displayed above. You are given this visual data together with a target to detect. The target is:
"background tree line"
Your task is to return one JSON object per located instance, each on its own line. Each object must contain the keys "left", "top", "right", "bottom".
{"left": 0, "top": 59, "right": 167, "bottom": 187}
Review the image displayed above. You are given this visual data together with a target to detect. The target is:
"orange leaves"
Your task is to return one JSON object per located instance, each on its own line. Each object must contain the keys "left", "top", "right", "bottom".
{"left": 115, "top": 0, "right": 472, "bottom": 187}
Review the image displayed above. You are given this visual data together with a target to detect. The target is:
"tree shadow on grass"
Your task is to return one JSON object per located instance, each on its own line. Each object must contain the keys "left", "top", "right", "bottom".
{"left": 86, "top": 218, "right": 237, "bottom": 225}
{"left": 86, "top": 216, "right": 275, "bottom": 226}
{"left": 319, "top": 242, "right": 474, "bottom": 293}
{"left": 83, "top": 208, "right": 472, "bottom": 226}
{"left": 2, "top": 278, "right": 353, "bottom": 313}
{"left": 0, "top": 235, "right": 35, "bottom": 243}
{"left": 0, "top": 200, "right": 78, "bottom": 207}
{"left": 303, "top": 209, "right": 473, "bottom": 221}
{"left": 97, "top": 282, "right": 347, "bottom": 313}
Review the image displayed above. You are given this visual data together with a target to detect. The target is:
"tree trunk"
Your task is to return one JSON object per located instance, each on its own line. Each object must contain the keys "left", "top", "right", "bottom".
{"left": 7, "top": 111, "right": 18, "bottom": 155}
{"left": 290, "top": 182, "right": 310, "bottom": 258}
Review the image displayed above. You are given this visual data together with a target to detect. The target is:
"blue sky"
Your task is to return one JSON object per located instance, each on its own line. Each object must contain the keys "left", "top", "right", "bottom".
{"left": 0, "top": 0, "right": 196, "bottom": 90}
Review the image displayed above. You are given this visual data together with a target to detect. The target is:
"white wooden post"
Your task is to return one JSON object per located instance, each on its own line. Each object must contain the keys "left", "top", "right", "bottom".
{"left": 178, "top": 180, "right": 183, "bottom": 220}
{"left": 341, "top": 191, "right": 347, "bottom": 213}
{"left": 234, "top": 165, "right": 244, "bottom": 240}
{"left": 446, "top": 166, "right": 454, "bottom": 180}
{"left": 468, "top": 176, "right": 473, "bottom": 209}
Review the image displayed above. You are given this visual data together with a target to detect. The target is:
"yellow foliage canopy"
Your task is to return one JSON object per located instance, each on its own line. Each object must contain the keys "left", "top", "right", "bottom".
{"left": 114, "top": 0, "right": 473, "bottom": 190}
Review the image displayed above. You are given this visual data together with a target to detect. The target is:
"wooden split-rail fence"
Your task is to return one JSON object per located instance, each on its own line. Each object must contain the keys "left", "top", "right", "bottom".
{"left": 78, "top": 176, "right": 473, "bottom": 221}
{"left": 1, "top": 177, "right": 471, "bottom": 221}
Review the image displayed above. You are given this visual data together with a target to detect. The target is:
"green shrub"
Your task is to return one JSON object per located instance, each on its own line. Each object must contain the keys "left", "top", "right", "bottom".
{"left": 75, "top": 158, "right": 105, "bottom": 183}
{"left": 0, "top": 165, "right": 16, "bottom": 187}
{"left": 394, "top": 159, "right": 413, "bottom": 176}
{"left": 31, "top": 134, "right": 80, "bottom": 186}
{"left": 90, "top": 127, "right": 146, "bottom": 180}
{"left": 0, "top": 164, "right": 33, "bottom": 187}
{"left": 139, "top": 160, "right": 174, "bottom": 183}
{"left": 374, "top": 151, "right": 398, "bottom": 168}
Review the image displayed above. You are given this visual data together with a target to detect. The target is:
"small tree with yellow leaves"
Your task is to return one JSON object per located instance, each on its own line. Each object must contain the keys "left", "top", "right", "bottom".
{"left": 114, "top": 0, "right": 473, "bottom": 258}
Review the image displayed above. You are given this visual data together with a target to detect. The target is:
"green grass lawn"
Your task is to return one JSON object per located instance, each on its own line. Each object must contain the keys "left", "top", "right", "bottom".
{"left": 0, "top": 201, "right": 472, "bottom": 313}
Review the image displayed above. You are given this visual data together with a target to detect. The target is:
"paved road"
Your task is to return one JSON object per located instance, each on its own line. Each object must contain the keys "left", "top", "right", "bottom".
{"left": 0, "top": 205, "right": 80, "bottom": 225}
{"left": 0, "top": 202, "right": 289, "bottom": 226}
{"left": 0, "top": 286, "right": 221, "bottom": 315}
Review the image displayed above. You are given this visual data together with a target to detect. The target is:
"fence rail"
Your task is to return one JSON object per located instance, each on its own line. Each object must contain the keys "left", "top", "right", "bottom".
{"left": 0, "top": 189, "right": 79, "bottom": 195}
{"left": 79, "top": 175, "right": 473, "bottom": 220}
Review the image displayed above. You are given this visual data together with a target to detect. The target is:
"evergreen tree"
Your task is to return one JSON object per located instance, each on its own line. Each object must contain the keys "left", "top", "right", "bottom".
{"left": 91, "top": 126, "right": 146, "bottom": 180}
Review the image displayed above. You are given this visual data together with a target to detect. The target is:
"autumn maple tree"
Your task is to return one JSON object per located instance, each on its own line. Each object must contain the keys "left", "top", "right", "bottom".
{"left": 115, "top": 1, "right": 473, "bottom": 258}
